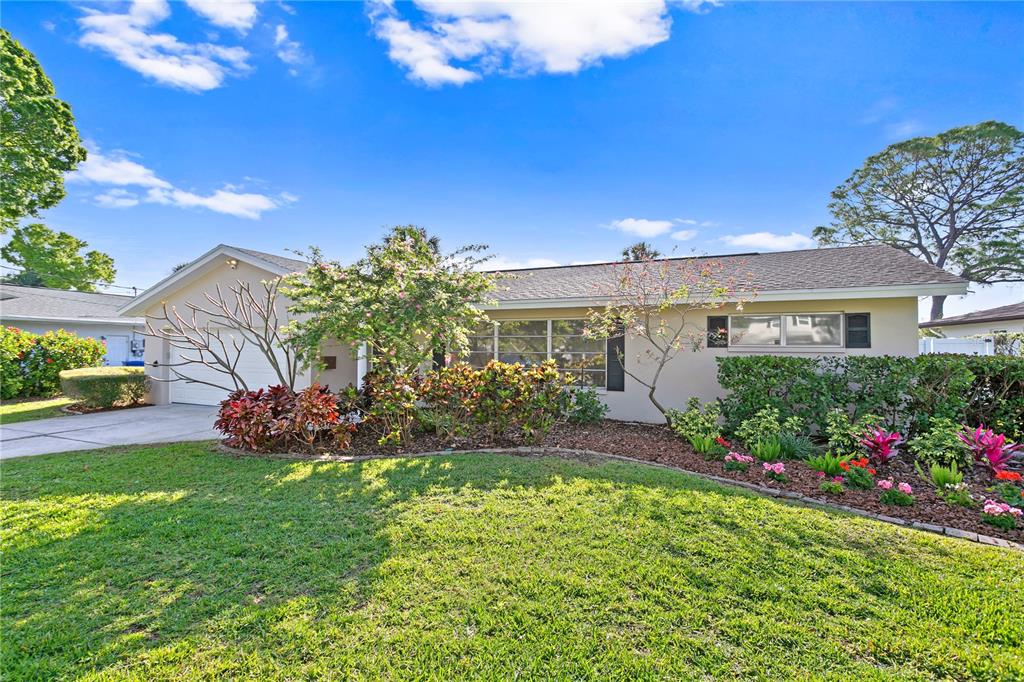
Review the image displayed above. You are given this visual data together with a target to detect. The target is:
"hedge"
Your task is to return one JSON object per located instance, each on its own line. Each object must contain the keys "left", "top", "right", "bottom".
{"left": 1, "top": 327, "right": 106, "bottom": 399}
{"left": 716, "top": 354, "right": 1024, "bottom": 439}
{"left": 59, "top": 366, "right": 149, "bottom": 408}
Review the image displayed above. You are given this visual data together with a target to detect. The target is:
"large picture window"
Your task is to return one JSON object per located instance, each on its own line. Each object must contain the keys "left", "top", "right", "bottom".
{"left": 465, "top": 319, "right": 607, "bottom": 388}
{"left": 729, "top": 313, "right": 844, "bottom": 348}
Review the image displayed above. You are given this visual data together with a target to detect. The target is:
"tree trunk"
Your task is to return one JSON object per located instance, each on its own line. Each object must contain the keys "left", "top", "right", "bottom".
{"left": 648, "top": 385, "right": 669, "bottom": 423}
{"left": 929, "top": 295, "right": 947, "bottom": 321}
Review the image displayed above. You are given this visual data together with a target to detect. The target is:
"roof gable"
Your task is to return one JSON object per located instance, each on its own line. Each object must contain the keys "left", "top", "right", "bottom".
{"left": 118, "top": 244, "right": 305, "bottom": 317}
{"left": 920, "top": 301, "right": 1024, "bottom": 327}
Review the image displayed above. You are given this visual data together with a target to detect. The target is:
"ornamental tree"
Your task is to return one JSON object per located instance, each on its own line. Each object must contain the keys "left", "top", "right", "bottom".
{"left": 585, "top": 256, "right": 754, "bottom": 421}
{"left": 1, "top": 29, "right": 87, "bottom": 232}
{"left": 814, "top": 121, "right": 1024, "bottom": 320}
{"left": 283, "top": 226, "right": 496, "bottom": 378}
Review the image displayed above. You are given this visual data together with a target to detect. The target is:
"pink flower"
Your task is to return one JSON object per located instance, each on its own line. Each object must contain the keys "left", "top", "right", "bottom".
{"left": 983, "top": 499, "right": 1023, "bottom": 517}
{"left": 876, "top": 479, "right": 893, "bottom": 490}
{"left": 762, "top": 462, "right": 785, "bottom": 475}
{"left": 832, "top": 475, "right": 844, "bottom": 483}
{"left": 897, "top": 482, "right": 912, "bottom": 495}
{"left": 815, "top": 471, "right": 825, "bottom": 478}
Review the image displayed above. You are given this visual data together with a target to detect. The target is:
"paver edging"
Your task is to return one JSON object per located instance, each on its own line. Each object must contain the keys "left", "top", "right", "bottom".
{"left": 213, "top": 442, "right": 1024, "bottom": 552}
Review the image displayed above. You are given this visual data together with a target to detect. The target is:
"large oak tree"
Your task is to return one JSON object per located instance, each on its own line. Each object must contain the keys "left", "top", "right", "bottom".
{"left": 814, "top": 121, "right": 1023, "bottom": 320}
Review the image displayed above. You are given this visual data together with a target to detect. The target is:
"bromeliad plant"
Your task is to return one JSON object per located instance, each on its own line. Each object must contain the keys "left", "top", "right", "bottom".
{"left": 958, "top": 425, "right": 1022, "bottom": 473}
{"left": 858, "top": 427, "right": 903, "bottom": 465}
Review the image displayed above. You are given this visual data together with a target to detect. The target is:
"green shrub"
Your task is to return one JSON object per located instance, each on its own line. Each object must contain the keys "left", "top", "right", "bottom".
{"left": 1, "top": 327, "right": 106, "bottom": 399}
{"left": 667, "top": 397, "right": 722, "bottom": 444}
{"left": 0, "top": 326, "right": 34, "bottom": 399}
{"left": 734, "top": 406, "right": 784, "bottom": 447}
{"left": 472, "top": 360, "right": 570, "bottom": 444}
{"left": 907, "top": 417, "right": 970, "bottom": 469}
{"left": 717, "top": 354, "right": 1021, "bottom": 439}
{"left": 59, "top": 366, "right": 148, "bottom": 408}
{"left": 564, "top": 387, "right": 609, "bottom": 424}
{"left": 824, "top": 410, "right": 883, "bottom": 457}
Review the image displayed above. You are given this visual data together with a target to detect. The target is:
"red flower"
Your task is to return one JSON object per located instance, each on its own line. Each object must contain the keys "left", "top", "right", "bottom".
{"left": 46, "top": 358, "right": 54, "bottom": 364}
{"left": 839, "top": 462, "right": 850, "bottom": 471}
{"left": 995, "top": 470, "right": 1023, "bottom": 482}
{"left": 868, "top": 468, "right": 877, "bottom": 475}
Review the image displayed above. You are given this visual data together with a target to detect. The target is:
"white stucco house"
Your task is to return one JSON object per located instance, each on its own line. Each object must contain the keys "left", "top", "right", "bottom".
{"left": 0, "top": 284, "right": 145, "bottom": 366}
{"left": 119, "top": 243, "right": 968, "bottom": 423}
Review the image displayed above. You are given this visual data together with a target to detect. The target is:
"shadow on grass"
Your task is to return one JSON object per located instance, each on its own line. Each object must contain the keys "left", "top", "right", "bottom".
{"left": 2, "top": 444, "right": 1020, "bottom": 679}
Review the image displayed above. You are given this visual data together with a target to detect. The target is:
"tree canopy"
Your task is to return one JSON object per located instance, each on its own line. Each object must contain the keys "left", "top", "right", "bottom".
{"left": 814, "top": 121, "right": 1024, "bottom": 319}
{"left": 0, "top": 29, "right": 87, "bottom": 232}
{"left": 1, "top": 223, "right": 116, "bottom": 291}
{"left": 621, "top": 241, "right": 662, "bottom": 261}
{"left": 283, "top": 226, "right": 496, "bottom": 377}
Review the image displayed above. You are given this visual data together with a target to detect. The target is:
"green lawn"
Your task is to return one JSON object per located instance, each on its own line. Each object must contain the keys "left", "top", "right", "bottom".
{"left": 2, "top": 444, "right": 1021, "bottom": 680}
{"left": 0, "top": 396, "right": 77, "bottom": 424}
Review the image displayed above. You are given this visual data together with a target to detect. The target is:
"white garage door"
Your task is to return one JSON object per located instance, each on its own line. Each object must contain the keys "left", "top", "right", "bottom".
{"left": 170, "top": 329, "right": 305, "bottom": 405}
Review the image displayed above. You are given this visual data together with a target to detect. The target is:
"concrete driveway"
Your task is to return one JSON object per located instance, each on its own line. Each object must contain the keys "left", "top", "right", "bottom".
{"left": 0, "top": 404, "right": 219, "bottom": 459}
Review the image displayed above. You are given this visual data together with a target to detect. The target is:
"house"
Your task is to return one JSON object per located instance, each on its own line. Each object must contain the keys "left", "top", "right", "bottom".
{"left": 119, "top": 243, "right": 968, "bottom": 422}
{"left": 919, "top": 301, "right": 1024, "bottom": 336}
{"left": 0, "top": 284, "right": 145, "bottom": 366}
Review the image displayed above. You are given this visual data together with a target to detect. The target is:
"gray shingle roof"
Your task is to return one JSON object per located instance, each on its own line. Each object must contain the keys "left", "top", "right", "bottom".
{"left": 490, "top": 245, "right": 966, "bottom": 301}
{"left": 919, "top": 301, "right": 1024, "bottom": 328}
{"left": 230, "top": 246, "right": 308, "bottom": 273}
{"left": 0, "top": 284, "right": 143, "bottom": 322}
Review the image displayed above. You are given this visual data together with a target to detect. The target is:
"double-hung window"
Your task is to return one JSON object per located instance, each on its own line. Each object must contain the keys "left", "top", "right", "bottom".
{"left": 728, "top": 313, "right": 844, "bottom": 348}
{"left": 465, "top": 319, "right": 608, "bottom": 388}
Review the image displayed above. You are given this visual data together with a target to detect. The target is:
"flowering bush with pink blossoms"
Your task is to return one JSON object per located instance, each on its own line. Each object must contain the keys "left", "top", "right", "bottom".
{"left": 877, "top": 479, "right": 914, "bottom": 506}
{"left": 723, "top": 452, "right": 754, "bottom": 472}
{"left": 981, "top": 499, "right": 1023, "bottom": 530}
{"left": 762, "top": 461, "right": 787, "bottom": 483}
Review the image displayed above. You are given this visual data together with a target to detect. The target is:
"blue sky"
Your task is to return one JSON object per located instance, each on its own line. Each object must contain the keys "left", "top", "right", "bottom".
{"left": 2, "top": 1, "right": 1022, "bottom": 318}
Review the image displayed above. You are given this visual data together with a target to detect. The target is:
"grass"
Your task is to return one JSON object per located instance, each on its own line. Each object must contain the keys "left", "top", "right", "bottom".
{"left": 2, "top": 443, "right": 1021, "bottom": 680}
{"left": 0, "top": 396, "right": 77, "bottom": 424}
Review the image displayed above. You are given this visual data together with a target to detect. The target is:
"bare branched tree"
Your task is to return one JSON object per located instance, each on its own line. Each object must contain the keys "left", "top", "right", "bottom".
{"left": 145, "top": 279, "right": 301, "bottom": 392}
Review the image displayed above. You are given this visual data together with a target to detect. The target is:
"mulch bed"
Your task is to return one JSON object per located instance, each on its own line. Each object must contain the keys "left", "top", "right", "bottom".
{"left": 62, "top": 402, "right": 152, "bottom": 415}
{"left": 237, "top": 420, "right": 1024, "bottom": 544}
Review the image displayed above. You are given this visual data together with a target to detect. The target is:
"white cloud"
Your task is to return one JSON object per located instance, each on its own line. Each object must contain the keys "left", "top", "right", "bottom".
{"left": 94, "top": 188, "right": 140, "bottom": 208}
{"left": 674, "top": 218, "right": 698, "bottom": 225}
{"left": 274, "top": 24, "right": 311, "bottom": 75}
{"left": 671, "top": 229, "right": 697, "bottom": 241}
{"left": 368, "top": 0, "right": 714, "bottom": 86}
{"left": 184, "top": 0, "right": 259, "bottom": 32}
{"left": 146, "top": 187, "right": 290, "bottom": 220}
{"left": 885, "top": 120, "right": 923, "bottom": 140}
{"left": 721, "top": 231, "right": 815, "bottom": 251}
{"left": 608, "top": 217, "right": 674, "bottom": 238}
{"left": 77, "top": 0, "right": 250, "bottom": 92}
{"left": 484, "top": 256, "right": 561, "bottom": 271}
{"left": 69, "top": 148, "right": 171, "bottom": 188}
{"left": 69, "top": 145, "right": 291, "bottom": 220}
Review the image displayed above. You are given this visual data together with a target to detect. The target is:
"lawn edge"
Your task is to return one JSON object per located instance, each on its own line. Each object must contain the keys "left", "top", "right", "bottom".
{"left": 214, "top": 442, "right": 1024, "bottom": 553}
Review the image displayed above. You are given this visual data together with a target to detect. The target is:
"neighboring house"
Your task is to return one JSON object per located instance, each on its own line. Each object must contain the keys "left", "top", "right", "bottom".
{"left": 919, "top": 301, "right": 1024, "bottom": 336}
{"left": 120, "top": 243, "right": 968, "bottom": 422}
{"left": 0, "top": 284, "right": 146, "bottom": 366}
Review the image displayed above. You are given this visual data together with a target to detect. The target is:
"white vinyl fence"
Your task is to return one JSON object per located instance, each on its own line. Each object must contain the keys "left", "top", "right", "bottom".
{"left": 919, "top": 337, "right": 994, "bottom": 356}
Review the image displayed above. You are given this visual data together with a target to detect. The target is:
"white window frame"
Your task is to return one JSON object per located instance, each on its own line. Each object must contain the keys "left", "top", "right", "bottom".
{"left": 469, "top": 318, "right": 608, "bottom": 388}
{"left": 727, "top": 312, "right": 845, "bottom": 350}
